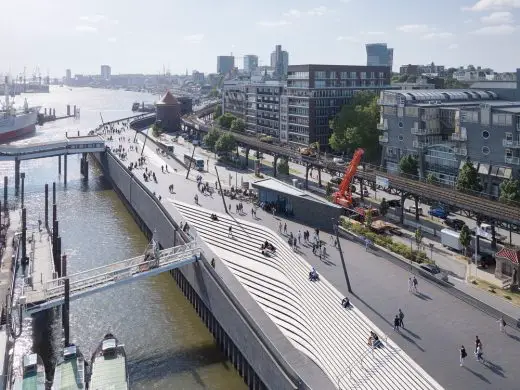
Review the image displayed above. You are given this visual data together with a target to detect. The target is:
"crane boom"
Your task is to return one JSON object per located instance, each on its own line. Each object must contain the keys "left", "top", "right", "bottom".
{"left": 332, "top": 148, "right": 364, "bottom": 208}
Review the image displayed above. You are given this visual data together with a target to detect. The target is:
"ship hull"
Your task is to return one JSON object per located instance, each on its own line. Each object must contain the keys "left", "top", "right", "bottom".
{"left": 0, "top": 109, "right": 38, "bottom": 143}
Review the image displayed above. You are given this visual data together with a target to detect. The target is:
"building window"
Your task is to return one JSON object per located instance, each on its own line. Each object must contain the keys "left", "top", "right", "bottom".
{"left": 506, "top": 132, "right": 513, "bottom": 141}
{"left": 506, "top": 148, "right": 512, "bottom": 158}
{"left": 398, "top": 135, "right": 404, "bottom": 142}
{"left": 398, "top": 122, "right": 403, "bottom": 128}
{"left": 482, "top": 130, "right": 489, "bottom": 139}
{"left": 482, "top": 146, "right": 490, "bottom": 155}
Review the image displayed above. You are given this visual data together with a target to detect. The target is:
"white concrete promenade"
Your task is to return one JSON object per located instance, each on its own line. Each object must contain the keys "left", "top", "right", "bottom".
{"left": 173, "top": 200, "right": 443, "bottom": 390}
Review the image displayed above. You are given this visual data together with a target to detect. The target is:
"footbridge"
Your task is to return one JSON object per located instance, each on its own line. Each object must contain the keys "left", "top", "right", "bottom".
{"left": 182, "top": 118, "right": 520, "bottom": 226}
{"left": 20, "top": 240, "right": 202, "bottom": 314}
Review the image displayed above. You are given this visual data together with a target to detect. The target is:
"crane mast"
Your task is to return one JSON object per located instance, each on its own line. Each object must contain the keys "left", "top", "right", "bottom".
{"left": 332, "top": 148, "right": 364, "bottom": 208}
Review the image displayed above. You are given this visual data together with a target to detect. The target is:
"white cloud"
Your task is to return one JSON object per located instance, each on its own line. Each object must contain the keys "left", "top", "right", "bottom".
{"left": 471, "top": 24, "right": 517, "bottom": 34}
{"left": 107, "top": 37, "right": 117, "bottom": 43}
{"left": 336, "top": 36, "right": 357, "bottom": 42}
{"left": 463, "top": 0, "right": 520, "bottom": 11}
{"left": 79, "top": 15, "right": 106, "bottom": 23}
{"left": 75, "top": 25, "right": 98, "bottom": 32}
{"left": 422, "top": 32, "right": 454, "bottom": 39}
{"left": 284, "top": 9, "right": 301, "bottom": 18}
{"left": 364, "top": 31, "right": 386, "bottom": 36}
{"left": 481, "top": 11, "right": 514, "bottom": 23}
{"left": 397, "top": 24, "right": 432, "bottom": 33}
{"left": 257, "top": 20, "right": 291, "bottom": 27}
{"left": 183, "top": 34, "right": 204, "bottom": 43}
{"left": 308, "top": 6, "right": 328, "bottom": 16}
{"left": 448, "top": 43, "right": 460, "bottom": 49}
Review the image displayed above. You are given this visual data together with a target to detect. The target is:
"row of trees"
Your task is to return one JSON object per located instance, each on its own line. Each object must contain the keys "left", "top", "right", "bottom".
{"left": 213, "top": 105, "right": 247, "bottom": 133}
{"left": 203, "top": 128, "right": 237, "bottom": 154}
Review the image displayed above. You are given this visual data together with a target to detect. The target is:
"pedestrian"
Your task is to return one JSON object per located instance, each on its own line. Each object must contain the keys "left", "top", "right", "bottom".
{"left": 412, "top": 276, "right": 418, "bottom": 293}
{"left": 475, "top": 342, "right": 483, "bottom": 362}
{"left": 460, "top": 345, "right": 467, "bottom": 366}
{"left": 228, "top": 226, "right": 233, "bottom": 238}
{"left": 497, "top": 316, "right": 506, "bottom": 333}
{"left": 393, "top": 315, "right": 400, "bottom": 332}
{"left": 475, "top": 336, "right": 480, "bottom": 355}
{"left": 398, "top": 309, "right": 405, "bottom": 328}
{"left": 284, "top": 223, "right": 287, "bottom": 234}
{"left": 408, "top": 277, "right": 413, "bottom": 293}
{"left": 298, "top": 230, "right": 301, "bottom": 244}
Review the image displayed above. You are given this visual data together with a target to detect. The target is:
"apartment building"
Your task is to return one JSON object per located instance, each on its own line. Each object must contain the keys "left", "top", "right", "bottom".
{"left": 378, "top": 88, "right": 520, "bottom": 197}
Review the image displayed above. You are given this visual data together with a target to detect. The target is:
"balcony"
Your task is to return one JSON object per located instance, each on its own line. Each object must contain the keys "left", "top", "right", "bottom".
{"left": 505, "top": 156, "right": 520, "bottom": 165}
{"left": 502, "top": 139, "right": 520, "bottom": 148}
{"left": 377, "top": 122, "right": 388, "bottom": 130}
{"left": 451, "top": 133, "right": 468, "bottom": 141}
{"left": 411, "top": 127, "right": 440, "bottom": 135}
{"left": 412, "top": 140, "right": 431, "bottom": 148}
{"left": 453, "top": 147, "right": 468, "bottom": 156}
{"left": 420, "top": 114, "right": 439, "bottom": 121}
{"left": 379, "top": 133, "right": 389, "bottom": 143}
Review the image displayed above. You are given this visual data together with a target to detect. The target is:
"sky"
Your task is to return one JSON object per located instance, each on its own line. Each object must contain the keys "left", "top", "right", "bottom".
{"left": 2, "top": 0, "right": 520, "bottom": 77}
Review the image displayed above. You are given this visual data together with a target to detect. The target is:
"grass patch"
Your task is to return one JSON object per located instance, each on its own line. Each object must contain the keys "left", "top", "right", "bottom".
{"left": 468, "top": 277, "right": 520, "bottom": 306}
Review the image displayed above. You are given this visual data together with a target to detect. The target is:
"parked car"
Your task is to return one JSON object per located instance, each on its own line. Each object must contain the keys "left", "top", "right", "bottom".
{"left": 330, "top": 177, "right": 342, "bottom": 185}
{"left": 444, "top": 218, "right": 466, "bottom": 231}
{"left": 478, "top": 253, "right": 496, "bottom": 268}
{"left": 407, "top": 206, "right": 424, "bottom": 215}
{"left": 420, "top": 264, "right": 441, "bottom": 275}
{"left": 428, "top": 208, "right": 449, "bottom": 219}
{"left": 387, "top": 199, "right": 401, "bottom": 208}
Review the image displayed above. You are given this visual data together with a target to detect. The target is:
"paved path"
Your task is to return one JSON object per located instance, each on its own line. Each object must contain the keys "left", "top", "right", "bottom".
{"left": 104, "top": 127, "right": 520, "bottom": 390}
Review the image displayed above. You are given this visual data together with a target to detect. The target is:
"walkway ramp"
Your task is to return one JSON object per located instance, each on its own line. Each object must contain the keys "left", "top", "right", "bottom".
{"left": 21, "top": 241, "right": 201, "bottom": 314}
{"left": 173, "top": 201, "right": 443, "bottom": 390}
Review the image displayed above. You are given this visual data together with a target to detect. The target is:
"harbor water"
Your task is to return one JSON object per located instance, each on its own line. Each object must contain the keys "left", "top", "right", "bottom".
{"left": 7, "top": 87, "right": 246, "bottom": 389}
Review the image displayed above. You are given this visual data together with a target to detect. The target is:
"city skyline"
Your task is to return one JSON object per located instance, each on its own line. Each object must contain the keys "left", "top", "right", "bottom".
{"left": 2, "top": 0, "right": 520, "bottom": 77}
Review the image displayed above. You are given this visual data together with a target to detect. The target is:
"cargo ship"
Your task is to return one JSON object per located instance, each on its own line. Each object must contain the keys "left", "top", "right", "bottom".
{"left": 0, "top": 80, "right": 39, "bottom": 142}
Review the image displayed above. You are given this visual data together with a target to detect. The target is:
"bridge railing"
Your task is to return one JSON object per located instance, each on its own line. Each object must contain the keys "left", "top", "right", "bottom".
{"left": 43, "top": 241, "right": 201, "bottom": 299}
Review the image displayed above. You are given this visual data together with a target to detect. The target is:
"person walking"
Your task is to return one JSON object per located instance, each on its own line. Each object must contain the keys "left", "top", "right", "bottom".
{"left": 298, "top": 230, "right": 301, "bottom": 244}
{"left": 460, "top": 345, "right": 467, "bottom": 367}
{"left": 497, "top": 316, "right": 507, "bottom": 333}
{"left": 398, "top": 309, "right": 405, "bottom": 328}
{"left": 393, "top": 315, "right": 400, "bottom": 332}
{"left": 475, "top": 342, "right": 483, "bottom": 363}
{"left": 228, "top": 226, "right": 233, "bottom": 238}
{"left": 408, "top": 277, "right": 413, "bottom": 293}
{"left": 284, "top": 223, "right": 287, "bottom": 234}
{"left": 412, "top": 276, "right": 418, "bottom": 293}
{"left": 475, "top": 336, "right": 481, "bottom": 355}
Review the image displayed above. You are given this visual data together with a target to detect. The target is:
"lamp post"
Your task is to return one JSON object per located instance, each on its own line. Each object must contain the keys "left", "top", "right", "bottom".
{"left": 332, "top": 218, "right": 352, "bottom": 293}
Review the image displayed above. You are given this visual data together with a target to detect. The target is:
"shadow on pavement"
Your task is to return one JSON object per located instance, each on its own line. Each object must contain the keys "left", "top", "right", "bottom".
{"left": 414, "top": 292, "right": 432, "bottom": 301}
{"left": 402, "top": 327, "right": 421, "bottom": 340}
{"left": 483, "top": 359, "right": 505, "bottom": 377}
{"left": 462, "top": 366, "right": 491, "bottom": 383}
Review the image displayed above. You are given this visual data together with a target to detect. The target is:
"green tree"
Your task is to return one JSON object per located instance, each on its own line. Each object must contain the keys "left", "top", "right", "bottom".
{"left": 277, "top": 158, "right": 289, "bottom": 175}
{"left": 499, "top": 179, "right": 520, "bottom": 203}
{"left": 426, "top": 173, "right": 439, "bottom": 184}
{"left": 215, "top": 133, "right": 237, "bottom": 154}
{"left": 399, "top": 155, "right": 418, "bottom": 176}
{"left": 398, "top": 74, "right": 409, "bottom": 82}
{"left": 443, "top": 77, "right": 467, "bottom": 89}
{"left": 379, "top": 197, "right": 389, "bottom": 217}
{"left": 326, "top": 181, "right": 333, "bottom": 196}
{"left": 459, "top": 225, "right": 472, "bottom": 256}
{"left": 209, "top": 88, "right": 219, "bottom": 98}
{"left": 214, "top": 104, "right": 222, "bottom": 119}
{"left": 329, "top": 92, "right": 380, "bottom": 162}
{"left": 415, "top": 227, "right": 423, "bottom": 250}
{"left": 456, "top": 160, "right": 482, "bottom": 193}
{"left": 217, "top": 113, "right": 236, "bottom": 129}
{"left": 230, "top": 118, "right": 246, "bottom": 132}
{"left": 407, "top": 75, "right": 417, "bottom": 83}
{"left": 203, "top": 128, "right": 221, "bottom": 151}
{"left": 152, "top": 123, "right": 163, "bottom": 137}
{"left": 365, "top": 209, "right": 373, "bottom": 228}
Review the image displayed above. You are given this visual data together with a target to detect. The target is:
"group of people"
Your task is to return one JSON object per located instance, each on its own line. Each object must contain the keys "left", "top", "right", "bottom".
{"left": 261, "top": 240, "right": 276, "bottom": 256}
{"left": 460, "top": 336, "right": 485, "bottom": 366}
{"left": 309, "top": 266, "right": 319, "bottom": 281}
{"left": 393, "top": 309, "right": 405, "bottom": 332}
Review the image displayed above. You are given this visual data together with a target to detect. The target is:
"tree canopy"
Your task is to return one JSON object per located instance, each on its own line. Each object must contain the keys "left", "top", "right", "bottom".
{"left": 214, "top": 104, "right": 222, "bottom": 119}
{"left": 329, "top": 92, "right": 380, "bottom": 162}
{"left": 215, "top": 133, "right": 237, "bottom": 154}
{"left": 217, "top": 113, "right": 236, "bottom": 129}
{"left": 399, "top": 155, "right": 418, "bottom": 176}
{"left": 203, "top": 128, "right": 220, "bottom": 150}
{"left": 231, "top": 118, "right": 246, "bottom": 132}
{"left": 459, "top": 225, "right": 472, "bottom": 255}
{"left": 456, "top": 160, "right": 482, "bottom": 193}
{"left": 426, "top": 173, "right": 439, "bottom": 184}
{"left": 277, "top": 158, "right": 289, "bottom": 175}
{"left": 499, "top": 179, "right": 520, "bottom": 203}
{"left": 379, "top": 198, "right": 389, "bottom": 217}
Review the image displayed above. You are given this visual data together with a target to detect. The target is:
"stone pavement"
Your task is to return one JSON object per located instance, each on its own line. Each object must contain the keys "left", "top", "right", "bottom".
{"left": 105, "top": 128, "right": 520, "bottom": 390}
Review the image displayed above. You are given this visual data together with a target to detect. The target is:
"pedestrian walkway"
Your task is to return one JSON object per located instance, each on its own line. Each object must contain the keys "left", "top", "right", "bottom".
{"left": 173, "top": 200, "right": 443, "bottom": 390}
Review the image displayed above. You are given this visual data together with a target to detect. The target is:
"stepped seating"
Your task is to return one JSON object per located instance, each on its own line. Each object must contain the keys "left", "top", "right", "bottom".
{"left": 174, "top": 201, "right": 442, "bottom": 390}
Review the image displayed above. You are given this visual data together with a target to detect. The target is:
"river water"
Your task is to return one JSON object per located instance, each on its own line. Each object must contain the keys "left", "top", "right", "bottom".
{"left": 8, "top": 87, "right": 246, "bottom": 389}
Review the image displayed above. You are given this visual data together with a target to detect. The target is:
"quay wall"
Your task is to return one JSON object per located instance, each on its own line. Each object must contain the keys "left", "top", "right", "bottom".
{"left": 92, "top": 150, "right": 304, "bottom": 390}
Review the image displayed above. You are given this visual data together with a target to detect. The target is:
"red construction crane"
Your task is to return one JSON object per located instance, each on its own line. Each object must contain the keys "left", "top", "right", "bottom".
{"left": 332, "top": 148, "right": 364, "bottom": 208}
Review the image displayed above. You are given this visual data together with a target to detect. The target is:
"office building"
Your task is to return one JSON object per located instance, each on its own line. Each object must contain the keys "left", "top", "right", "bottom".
{"left": 284, "top": 64, "right": 392, "bottom": 147}
{"left": 192, "top": 70, "right": 205, "bottom": 83}
{"left": 243, "top": 55, "right": 259, "bottom": 73}
{"left": 101, "top": 65, "right": 111, "bottom": 80}
{"left": 222, "top": 80, "right": 284, "bottom": 138}
{"left": 378, "top": 74, "right": 520, "bottom": 196}
{"left": 400, "top": 63, "right": 445, "bottom": 76}
{"left": 217, "top": 56, "right": 235, "bottom": 74}
{"left": 270, "top": 45, "right": 289, "bottom": 79}
{"left": 65, "top": 69, "right": 71, "bottom": 84}
{"left": 366, "top": 43, "right": 393, "bottom": 68}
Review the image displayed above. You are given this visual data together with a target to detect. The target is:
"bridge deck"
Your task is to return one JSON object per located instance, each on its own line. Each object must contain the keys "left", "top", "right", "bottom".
{"left": 173, "top": 201, "right": 443, "bottom": 390}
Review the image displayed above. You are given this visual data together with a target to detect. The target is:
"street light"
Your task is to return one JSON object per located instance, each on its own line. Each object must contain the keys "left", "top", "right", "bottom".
{"left": 332, "top": 218, "right": 353, "bottom": 293}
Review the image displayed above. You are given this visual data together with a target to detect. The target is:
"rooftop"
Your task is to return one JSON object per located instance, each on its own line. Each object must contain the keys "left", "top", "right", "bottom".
{"left": 383, "top": 89, "right": 498, "bottom": 102}
{"left": 470, "top": 81, "right": 517, "bottom": 89}
{"left": 157, "top": 90, "right": 178, "bottom": 105}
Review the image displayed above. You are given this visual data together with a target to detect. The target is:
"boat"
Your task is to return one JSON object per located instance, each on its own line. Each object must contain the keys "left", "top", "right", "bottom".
{"left": 51, "top": 345, "right": 87, "bottom": 390}
{"left": 12, "top": 353, "right": 47, "bottom": 390}
{"left": 0, "top": 79, "right": 39, "bottom": 142}
{"left": 89, "top": 333, "right": 129, "bottom": 390}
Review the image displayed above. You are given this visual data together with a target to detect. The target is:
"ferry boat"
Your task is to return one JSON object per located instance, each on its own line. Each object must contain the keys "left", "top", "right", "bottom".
{"left": 51, "top": 345, "right": 87, "bottom": 390}
{"left": 89, "top": 333, "right": 129, "bottom": 390}
{"left": 0, "top": 79, "right": 39, "bottom": 142}
{"left": 12, "top": 353, "right": 47, "bottom": 390}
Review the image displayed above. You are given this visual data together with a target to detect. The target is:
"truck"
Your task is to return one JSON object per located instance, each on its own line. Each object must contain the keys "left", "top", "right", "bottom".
{"left": 475, "top": 223, "right": 507, "bottom": 243}
{"left": 441, "top": 228, "right": 463, "bottom": 251}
